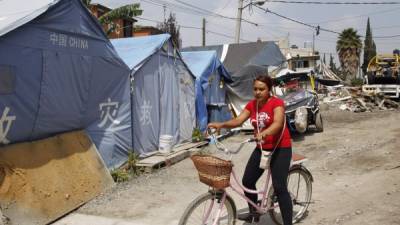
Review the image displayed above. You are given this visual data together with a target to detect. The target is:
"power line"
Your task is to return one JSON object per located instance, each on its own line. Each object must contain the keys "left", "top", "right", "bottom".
{"left": 254, "top": 5, "right": 341, "bottom": 34}
{"left": 374, "top": 34, "right": 400, "bottom": 38}
{"left": 371, "top": 24, "right": 400, "bottom": 30}
{"left": 311, "top": 6, "right": 400, "bottom": 24}
{"left": 207, "top": 30, "right": 252, "bottom": 42}
{"left": 251, "top": 1, "right": 400, "bottom": 28}
{"left": 141, "top": 0, "right": 215, "bottom": 17}
{"left": 265, "top": 0, "right": 400, "bottom": 4}
{"left": 172, "top": 0, "right": 259, "bottom": 25}
{"left": 205, "top": 0, "right": 234, "bottom": 24}
{"left": 142, "top": 0, "right": 258, "bottom": 26}
{"left": 254, "top": 5, "right": 400, "bottom": 38}
{"left": 134, "top": 16, "right": 251, "bottom": 42}
{"left": 257, "top": 21, "right": 400, "bottom": 40}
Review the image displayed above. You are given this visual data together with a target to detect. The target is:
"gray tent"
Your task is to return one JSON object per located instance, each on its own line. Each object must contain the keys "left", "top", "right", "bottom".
{"left": 112, "top": 34, "right": 196, "bottom": 157}
{"left": 184, "top": 41, "right": 286, "bottom": 128}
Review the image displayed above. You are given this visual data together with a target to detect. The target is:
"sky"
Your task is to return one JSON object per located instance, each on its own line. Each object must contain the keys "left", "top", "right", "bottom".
{"left": 94, "top": 0, "right": 400, "bottom": 63}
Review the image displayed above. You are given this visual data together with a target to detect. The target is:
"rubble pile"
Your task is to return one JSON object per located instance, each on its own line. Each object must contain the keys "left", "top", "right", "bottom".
{"left": 321, "top": 86, "right": 399, "bottom": 112}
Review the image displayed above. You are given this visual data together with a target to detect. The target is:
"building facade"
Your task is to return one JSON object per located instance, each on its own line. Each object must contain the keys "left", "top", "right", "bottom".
{"left": 89, "top": 4, "right": 137, "bottom": 39}
{"left": 280, "top": 46, "right": 320, "bottom": 72}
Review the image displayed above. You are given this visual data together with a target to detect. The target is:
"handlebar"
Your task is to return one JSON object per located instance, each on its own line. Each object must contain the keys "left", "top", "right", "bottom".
{"left": 229, "top": 138, "right": 256, "bottom": 154}
{"left": 207, "top": 128, "right": 256, "bottom": 155}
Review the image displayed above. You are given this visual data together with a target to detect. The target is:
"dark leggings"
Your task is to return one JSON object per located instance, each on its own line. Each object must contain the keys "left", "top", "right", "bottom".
{"left": 242, "top": 147, "right": 293, "bottom": 225}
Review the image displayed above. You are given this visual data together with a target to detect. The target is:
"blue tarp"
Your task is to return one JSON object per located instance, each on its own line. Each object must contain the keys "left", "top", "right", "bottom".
{"left": 181, "top": 51, "right": 232, "bottom": 132}
{"left": 109, "top": 34, "right": 170, "bottom": 70}
{"left": 0, "top": 0, "right": 131, "bottom": 169}
{"left": 183, "top": 41, "right": 286, "bottom": 130}
{"left": 111, "top": 34, "right": 196, "bottom": 157}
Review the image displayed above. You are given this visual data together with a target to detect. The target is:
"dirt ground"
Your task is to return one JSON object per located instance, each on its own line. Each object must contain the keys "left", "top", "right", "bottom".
{"left": 78, "top": 106, "right": 400, "bottom": 225}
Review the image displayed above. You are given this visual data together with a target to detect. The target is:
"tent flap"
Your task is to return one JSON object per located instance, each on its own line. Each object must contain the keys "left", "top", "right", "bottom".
{"left": 181, "top": 50, "right": 232, "bottom": 132}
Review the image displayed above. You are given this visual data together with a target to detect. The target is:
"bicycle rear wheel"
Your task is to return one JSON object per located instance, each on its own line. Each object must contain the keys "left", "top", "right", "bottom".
{"left": 179, "top": 191, "right": 236, "bottom": 225}
{"left": 269, "top": 167, "right": 312, "bottom": 225}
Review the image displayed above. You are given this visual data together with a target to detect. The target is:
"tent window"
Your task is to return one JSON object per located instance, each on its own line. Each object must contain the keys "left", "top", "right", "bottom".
{"left": 0, "top": 65, "right": 16, "bottom": 94}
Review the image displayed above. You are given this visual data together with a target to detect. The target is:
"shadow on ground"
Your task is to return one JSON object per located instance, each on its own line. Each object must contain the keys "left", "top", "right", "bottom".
{"left": 237, "top": 207, "right": 276, "bottom": 225}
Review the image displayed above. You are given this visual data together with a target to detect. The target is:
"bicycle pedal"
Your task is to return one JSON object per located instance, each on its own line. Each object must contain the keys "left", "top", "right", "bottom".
{"left": 271, "top": 195, "right": 278, "bottom": 202}
{"left": 251, "top": 216, "right": 260, "bottom": 223}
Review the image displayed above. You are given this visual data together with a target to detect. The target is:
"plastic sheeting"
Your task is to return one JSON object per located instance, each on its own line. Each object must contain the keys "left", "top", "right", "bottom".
{"left": 112, "top": 34, "right": 196, "bottom": 157}
{"left": 181, "top": 51, "right": 232, "bottom": 132}
{"left": 183, "top": 42, "right": 286, "bottom": 129}
{"left": 0, "top": 0, "right": 131, "bottom": 169}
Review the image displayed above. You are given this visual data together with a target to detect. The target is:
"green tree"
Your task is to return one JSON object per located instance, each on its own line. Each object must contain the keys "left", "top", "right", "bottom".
{"left": 336, "top": 28, "right": 362, "bottom": 82}
{"left": 83, "top": 0, "right": 142, "bottom": 34}
{"left": 157, "top": 13, "right": 181, "bottom": 49}
{"left": 329, "top": 54, "right": 338, "bottom": 73}
{"left": 361, "top": 18, "right": 377, "bottom": 75}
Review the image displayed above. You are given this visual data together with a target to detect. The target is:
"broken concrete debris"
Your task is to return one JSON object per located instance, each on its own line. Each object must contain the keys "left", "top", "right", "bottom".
{"left": 320, "top": 86, "right": 399, "bottom": 112}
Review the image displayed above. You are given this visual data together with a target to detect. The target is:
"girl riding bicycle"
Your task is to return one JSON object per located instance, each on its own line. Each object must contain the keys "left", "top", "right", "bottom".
{"left": 208, "top": 75, "right": 293, "bottom": 225}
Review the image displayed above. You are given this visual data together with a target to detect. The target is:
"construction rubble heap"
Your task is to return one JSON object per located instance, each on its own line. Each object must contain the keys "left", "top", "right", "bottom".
{"left": 320, "top": 86, "right": 399, "bottom": 113}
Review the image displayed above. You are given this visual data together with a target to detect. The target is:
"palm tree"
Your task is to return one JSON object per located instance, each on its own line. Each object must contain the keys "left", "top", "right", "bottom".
{"left": 336, "top": 28, "right": 362, "bottom": 82}
{"left": 83, "top": 0, "right": 142, "bottom": 35}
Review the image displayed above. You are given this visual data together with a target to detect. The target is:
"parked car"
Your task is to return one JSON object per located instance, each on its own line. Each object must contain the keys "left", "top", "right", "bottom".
{"left": 273, "top": 71, "right": 323, "bottom": 133}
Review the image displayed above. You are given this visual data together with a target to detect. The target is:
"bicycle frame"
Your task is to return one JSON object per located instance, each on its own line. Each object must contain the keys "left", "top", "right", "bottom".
{"left": 207, "top": 162, "right": 277, "bottom": 225}
{"left": 207, "top": 157, "right": 307, "bottom": 225}
{"left": 203, "top": 126, "right": 303, "bottom": 225}
{"left": 229, "top": 168, "right": 276, "bottom": 214}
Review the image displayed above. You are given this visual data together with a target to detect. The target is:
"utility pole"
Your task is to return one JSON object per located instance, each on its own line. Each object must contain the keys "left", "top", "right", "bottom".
{"left": 163, "top": 4, "right": 166, "bottom": 22}
{"left": 202, "top": 18, "right": 206, "bottom": 46}
{"left": 235, "top": 0, "right": 244, "bottom": 43}
{"left": 312, "top": 33, "right": 315, "bottom": 54}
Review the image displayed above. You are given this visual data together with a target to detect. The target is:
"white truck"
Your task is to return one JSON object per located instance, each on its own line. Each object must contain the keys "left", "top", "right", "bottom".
{"left": 363, "top": 51, "right": 400, "bottom": 99}
{"left": 362, "top": 84, "right": 400, "bottom": 99}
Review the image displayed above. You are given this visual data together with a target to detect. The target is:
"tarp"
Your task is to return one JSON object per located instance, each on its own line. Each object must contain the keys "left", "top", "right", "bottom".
{"left": 112, "top": 34, "right": 196, "bottom": 157}
{"left": 181, "top": 51, "right": 233, "bottom": 132}
{"left": 184, "top": 41, "right": 286, "bottom": 129}
{"left": 0, "top": 0, "right": 132, "bottom": 169}
{"left": 0, "top": 0, "right": 60, "bottom": 36}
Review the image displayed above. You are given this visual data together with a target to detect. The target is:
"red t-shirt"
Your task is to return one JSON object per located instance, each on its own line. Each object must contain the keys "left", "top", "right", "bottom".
{"left": 244, "top": 96, "right": 292, "bottom": 149}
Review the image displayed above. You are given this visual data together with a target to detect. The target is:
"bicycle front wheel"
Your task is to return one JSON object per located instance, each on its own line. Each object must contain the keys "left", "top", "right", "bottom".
{"left": 269, "top": 167, "right": 313, "bottom": 225}
{"left": 179, "top": 191, "right": 236, "bottom": 225}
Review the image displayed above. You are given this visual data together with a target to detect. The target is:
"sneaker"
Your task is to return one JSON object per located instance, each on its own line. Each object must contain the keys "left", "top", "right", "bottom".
{"left": 237, "top": 212, "right": 260, "bottom": 223}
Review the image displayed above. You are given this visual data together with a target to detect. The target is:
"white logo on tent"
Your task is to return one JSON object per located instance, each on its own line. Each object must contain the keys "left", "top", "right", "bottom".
{"left": 0, "top": 107, "right": 16, "bottom": 144}
{"left": 49, "top": 32, "right": 89, "bottom": 50}
{"left": 140, "top": 100, "right": 152, "bottom": 126}
{"left": 98, "top": 98, "right": 120, "bottom": 128}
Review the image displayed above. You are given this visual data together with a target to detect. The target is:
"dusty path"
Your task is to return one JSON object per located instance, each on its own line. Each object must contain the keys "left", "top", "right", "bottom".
{"left": 77, "top": 109, "right": 400, "bottom": 225}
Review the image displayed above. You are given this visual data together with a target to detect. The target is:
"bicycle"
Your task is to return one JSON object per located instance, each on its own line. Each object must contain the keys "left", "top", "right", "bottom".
{"left": 179, "top": 134, "right": 313, "bottom": 225}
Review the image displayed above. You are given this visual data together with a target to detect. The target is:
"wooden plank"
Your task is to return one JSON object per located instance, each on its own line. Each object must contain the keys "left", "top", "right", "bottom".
{"left": 170, "top": 141, "right": 208, "bottom": 153}
{"left": 0, "top": 130, "right": 114, "bottom": 225}
{"left": 136, "top": 141, "right": 208, "bottom": 172}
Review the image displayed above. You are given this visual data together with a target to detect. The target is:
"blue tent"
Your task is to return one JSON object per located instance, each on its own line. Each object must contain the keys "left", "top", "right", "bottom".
{"left": 184, "top": 41, "right": 286, "bottom": 130}
{"left": 0, "top": 0, "right": 132, "bottom": 168}
{"left": 181, "top": 51, "right": 233, "bottom": 132}
{"left": 111, "top": 34, "right": 196, "bottom": 157}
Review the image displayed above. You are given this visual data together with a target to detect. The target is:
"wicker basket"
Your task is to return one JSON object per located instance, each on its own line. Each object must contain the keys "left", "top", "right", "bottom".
{"left": 191, "top": 154, "right": 233, "bottom": 189}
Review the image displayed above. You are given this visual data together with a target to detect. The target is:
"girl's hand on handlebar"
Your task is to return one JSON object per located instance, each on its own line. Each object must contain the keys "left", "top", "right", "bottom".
{"left": 247, "top": 137, "right": 257, "bottom": 142}
{"left": 207, "top": 122, "right": 223, "bottom": 134}
{"left": 255, "top": 132, "right": 265, "bottom": 142}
